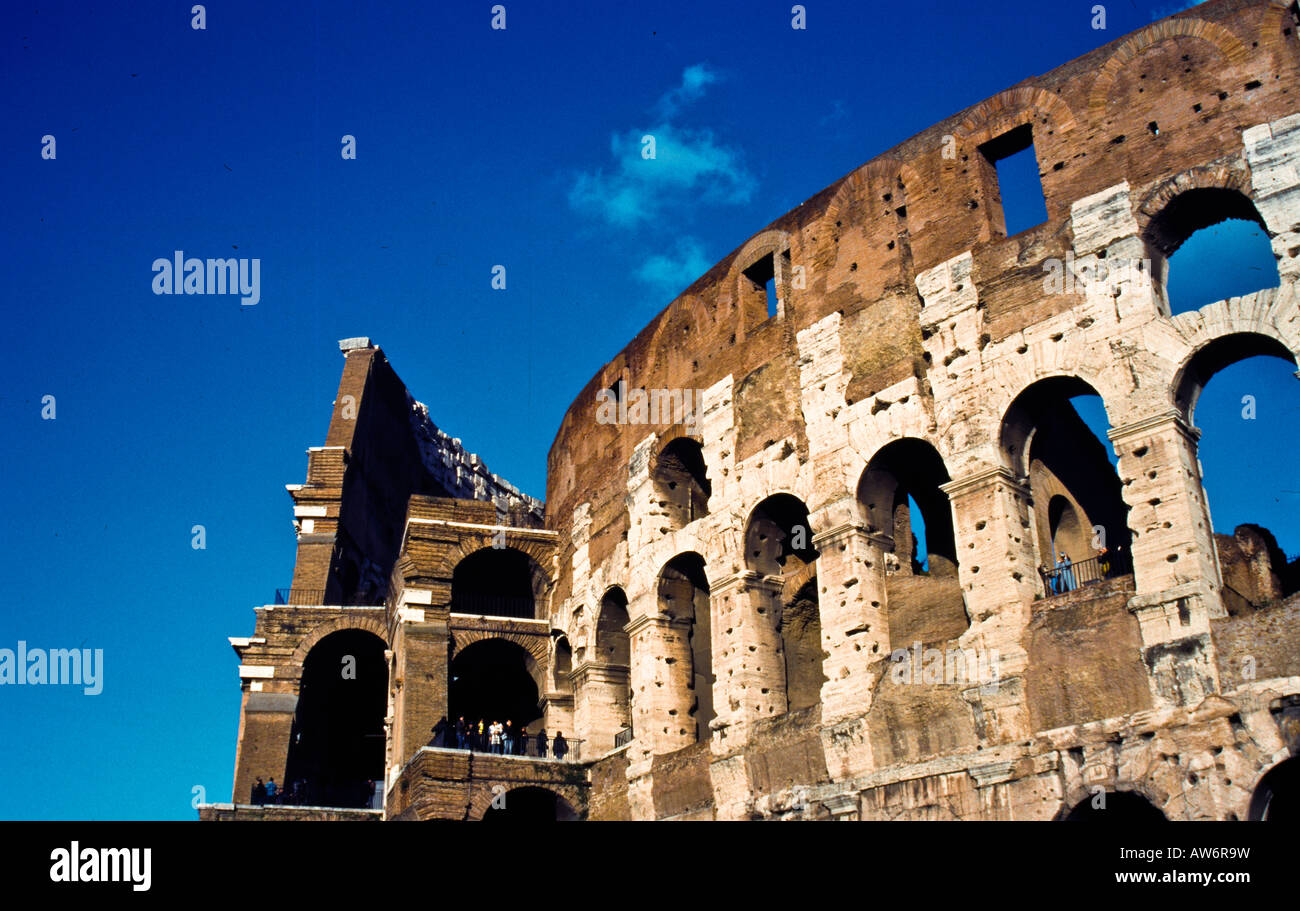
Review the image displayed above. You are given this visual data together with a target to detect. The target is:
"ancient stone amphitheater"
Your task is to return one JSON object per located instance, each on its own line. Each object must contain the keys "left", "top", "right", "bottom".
{"left": 206, "top": 0, "right": 1300, "bottom": 821}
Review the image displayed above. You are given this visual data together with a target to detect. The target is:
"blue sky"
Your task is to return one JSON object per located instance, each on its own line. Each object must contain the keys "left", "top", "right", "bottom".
{"left": 0, "top": 0, "right": 1295, "bottom": 820}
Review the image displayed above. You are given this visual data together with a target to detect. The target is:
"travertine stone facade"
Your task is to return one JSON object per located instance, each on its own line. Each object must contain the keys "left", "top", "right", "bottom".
{"left": 213, "top": 0, "right": 1300, "bottom": 821}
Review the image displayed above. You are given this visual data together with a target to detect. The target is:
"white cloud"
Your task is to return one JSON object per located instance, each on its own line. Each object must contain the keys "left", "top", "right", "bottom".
{"left": 635, "top": 236, "right": 713, "bottom": 296}
{"left": 568, "top": 64, "right": 753, "bottom": 228}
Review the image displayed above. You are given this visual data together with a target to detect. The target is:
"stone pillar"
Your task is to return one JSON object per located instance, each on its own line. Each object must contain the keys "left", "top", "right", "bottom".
{"left": 1110, "top": 411, "right": 1222, "bottom": 706}
{"left": 812, "top": 517, "right": 891, "bottom": 724}
{"left": 627, "top": 613, "right": 696, "bottom": 757}
{"left": 390, "top": 590, "right": 450, "bottom": 770}
{"left": 231, "top": 682, "right": 299, "bottom": 803}
{"left": 940, "top": 466, "right": 1037, "bottom": 744}
{"left": 709, "top": 571, "right": 787, "bottom": 748}
{"left": 543, "top": 692, "right": 575, "bottom": 749}
{"left": 572, "top": 662, "right": 631, "bottom": 756}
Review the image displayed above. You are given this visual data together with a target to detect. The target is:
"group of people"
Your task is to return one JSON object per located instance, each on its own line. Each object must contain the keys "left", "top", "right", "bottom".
{"left": 428, "top": 716, "right": 569, "bottom": 760}
{"left": 1045, "top": 552, "right": 1078, "bottom": 594}
{"left": 250, "top": 776, "right": 304, "bottom": 806}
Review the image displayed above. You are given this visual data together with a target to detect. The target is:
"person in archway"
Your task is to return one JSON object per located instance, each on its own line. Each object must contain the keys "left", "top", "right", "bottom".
{"left": 552, "top": 731, "right": 568, "bottom": 761}
{"left": 265, "top": 778, "right": 278, "bottom": 802}
{"left": 489, "top": 720, "right": 503, "bottom": 754}
{"left": 1057, "top": 553, "right": 1075, "bottom": 593}
{"left": 535, "top": 729, "right": 548, "bottom": 758}
{"left": 476, "top": 719, "right": 485, "bottom": 751}
{"left": 455, "top": 716, "right": 467, "bottom": 750}
{"left": 252, "top": 777, "right": 266, "bottom": 805}
{"left": 515, "top": 724, "right": 529, "bottom": 757}
{"left": 503, "top": 720, "right": 514, "bottom": 755}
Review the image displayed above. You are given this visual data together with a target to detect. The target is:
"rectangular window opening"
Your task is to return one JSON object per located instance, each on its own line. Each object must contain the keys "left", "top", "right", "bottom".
{"left": 743, "top": 253, "right": 779, "bottom": 321}
{"left": 979, "top": 123, "right": 1048, "bottom": 237}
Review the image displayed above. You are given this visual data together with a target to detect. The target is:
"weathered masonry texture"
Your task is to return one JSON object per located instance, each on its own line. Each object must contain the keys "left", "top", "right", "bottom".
{"left": 205, "top": 0, "right": 1300, "bottom": 821}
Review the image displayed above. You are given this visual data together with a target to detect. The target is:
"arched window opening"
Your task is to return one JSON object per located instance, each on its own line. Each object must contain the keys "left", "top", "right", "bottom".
{"left": 652, "top": 437, "right": 711, "bottom": 530}
{"left": 745, "top": 494, "right": 822, "bottom": 715}
{"left": 596, "top": 587, "right": 632, "bottom": 738}
{"left": 859, "top": 439, "right": 966, "bottom": 649}
{"left": 1002, "top": 378, "right": 1132, "bottom": 596}
{"left": 658, "top": 553, "right": 713, "bottom": 741}
{"left": 744, "top": 494, "right": 819, "bottom": 575}
{"left": 1060, "top": 791, "right": 1168, "bottom": 821}
{"left": 449, "top": 639, "right": 543, "bottom": 743}
{"left": 1249, "top": 757, "right": 1300, "bottom": 821}
{"left": 482, "top": 787, "right": 579, "bottom": 821}
{"left": 284, "top": 629, "right": 387, "bottom": 809}
{"left": 1175, "top": 340, "right": 1300, "bottom": 604}
{"left": 1145, "top": 188, "right": 1279, "bottom": 316}
{"left": 451, "top": 547, "right": 538, "bottom": 619}
{"left": 553, "top": 636, "right": 573, "bottom": 694}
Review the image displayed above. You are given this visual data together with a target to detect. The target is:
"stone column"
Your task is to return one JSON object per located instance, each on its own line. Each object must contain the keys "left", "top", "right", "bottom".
{"left": 810, "top": 513, "right": 892, "bottom": 781}
{"left": 572, "top": 662, "right": 631, "bottom": 756}
{"left": 812, "top": 517, "right": 892, "bottom": 724}
{"left": 1110, "top": 411, "right": 1222, "bottom": 706}
{"left": 626, "top": 613, "right": 696, "bottom": 758}
{"left": 940, "top": 466, "right": 1038, "bottom": 745}
{"left": 390, "top": 590, "right": 450, "bottom": 770}
{"left": 231, "top": 680, "right": 299, "bottom": 803}
{"left": 709, "top": 571, "right": 787, "bottom": 748}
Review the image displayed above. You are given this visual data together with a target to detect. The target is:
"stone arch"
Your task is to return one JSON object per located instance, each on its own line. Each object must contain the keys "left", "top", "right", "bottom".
{"left": 1056, "top": 787, "right": 1170, "bottom": 821}
{"left": 448, "top": 636, "right": 546, "bottom": 729}
{"left": 987, "top": 365, "right": 1126, "bottom": 472}
{"left": 290, "top": 615, "right": 389, "bottom": 667}
{"left": 643, "top": 294, "right": 714, "bottom": 384}
{"left": 1171, "top": 329, "right": 1300, "bottom": 423}
{"left": 448, "top": 544, "right": 553, "bottom": 620}
{"left": 468, "top": 783, "right": 585, "bottom": 821}
{"left": 450, "top": 628, "right": 549, "bottom": 667}
{"left": 1247, "top": 755, "right": 1300, "bottom": 820}
{"left": 651, "top": 434, "right": 712, "bottom": 530}
{"left": 1135, "top": 165, "right": 1255, "bottom": 240}
{"left": 823, "top": 158, "right": 924, "bottom": 229}
{"left": 955, "top": 85, "right": 1080, "bottom": 142}
{"left": 1088, "top": 17, "right": 1254, "bottom": 114}
{"left": 999, "top": 375, "right": 1132, "bottom": 590}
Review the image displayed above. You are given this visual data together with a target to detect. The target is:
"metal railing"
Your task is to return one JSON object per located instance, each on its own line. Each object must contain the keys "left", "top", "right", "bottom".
{"left": 613, "top": 727, "right": 633, "bottom": 748}
{"left": 428, "top": 729, "right": 584, "bottom": 762}
{"left": 449, "top": 593, "right": 537, "bottom": 619}
{"left": 1039, "top": 550, "right": 1132, "bottom": 595}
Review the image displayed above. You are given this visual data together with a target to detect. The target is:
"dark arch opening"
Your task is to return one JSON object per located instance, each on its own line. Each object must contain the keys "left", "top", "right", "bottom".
{"left": 482, "top": 787, "right": 579, "bottom": 821}
{"left": 1175, "top": 337, "right": 1300, "bottom": 601}
{"left": 553, "top": 636, "right": 573, "bottom": 693}
{"left": 1001, "top": 377, "right": 1132, "bottom": 594}
{"left": 658, "top": 552, "right": 713, "bottom": 740}
{"left": 1249, "top": 757, "right": 1300, "bottom": 821}
{"left": 859, "top": 438, "right": 958, "bottom": 573}
{"left": 744, "top": 494, "right": 819, "bottom": 575}
{"left": 283, "top": 629, "right": 387, "bottom": 809}
{"left": 1144, "top": 188, "right": 1279, "bottom": 316}
{"left": 1061, "top": 791, "right": 1168, "bottom": 821}
{"left": 452, "top": 547, "right": 537, "bottom": 619}
{"left": 653, "top": 437, "right": 711, "bottom": 529}
{"left": 745, "top": 495, "right": 823, "bottom": 715}
{"left": 597, "top": 587, "right": 632, "bottom": 740}
{"left": 859, "top": 439, "right": 967, "bottom": 649}
{"left": 449, "top": 639, "right": 542, "bottom": 737}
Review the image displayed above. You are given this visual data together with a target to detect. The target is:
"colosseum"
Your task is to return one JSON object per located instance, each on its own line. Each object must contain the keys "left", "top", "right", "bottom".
{"left": 204, "top": 0, "right": 1300, "bottom": 821}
